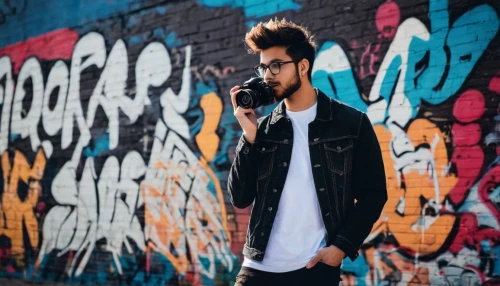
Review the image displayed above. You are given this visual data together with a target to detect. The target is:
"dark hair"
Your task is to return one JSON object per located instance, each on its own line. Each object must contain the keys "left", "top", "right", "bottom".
{"left": 244, "top": 18, "right": 316, "bottom": 81}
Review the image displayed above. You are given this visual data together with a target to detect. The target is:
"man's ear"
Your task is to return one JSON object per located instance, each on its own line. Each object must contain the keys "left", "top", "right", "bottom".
{"left": 299, "top": 58, "right": 310, "bottom": 77}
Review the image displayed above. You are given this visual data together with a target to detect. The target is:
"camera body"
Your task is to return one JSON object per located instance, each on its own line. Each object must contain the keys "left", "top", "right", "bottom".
{"left": 236, "top": 77, "right": 275, "bottom": 109}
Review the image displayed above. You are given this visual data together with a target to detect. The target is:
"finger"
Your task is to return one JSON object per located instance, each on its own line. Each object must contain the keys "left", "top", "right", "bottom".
{"left": 229, "top": 85, "right": 240, "bottom": 109}
{"left": 306, "top": 251, "right": 323, "bottom": 269}
{"left": 230, "top": 89, "right": 241, "bottom": 110}
{"left": 234, "top": 106, "right": 255, "bottom": 119}
{"left": 230, "top": 85, "right": 240, "bottom": 93}
{"left": 236, "top": 106, "right": 254, "bottom": 114}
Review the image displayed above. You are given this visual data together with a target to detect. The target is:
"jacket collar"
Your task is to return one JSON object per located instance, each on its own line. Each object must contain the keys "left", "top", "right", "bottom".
{"left": 270, "top": 88, "right": 334, "bottom": 124}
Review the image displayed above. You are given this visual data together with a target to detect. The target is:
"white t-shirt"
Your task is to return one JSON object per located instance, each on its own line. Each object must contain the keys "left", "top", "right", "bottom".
{"left": 242, "top": 102, "right": 328, "bottom": 272}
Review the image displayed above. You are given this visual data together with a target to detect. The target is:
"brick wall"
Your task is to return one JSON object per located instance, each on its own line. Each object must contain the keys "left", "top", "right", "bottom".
{"left": 0, "top": 0, "right": 499, "bottom": 284}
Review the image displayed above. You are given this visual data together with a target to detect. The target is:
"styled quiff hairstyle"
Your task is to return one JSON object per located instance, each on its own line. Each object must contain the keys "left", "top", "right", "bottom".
{"left": 244, "top": 18, "right": 317, "bottom": 81}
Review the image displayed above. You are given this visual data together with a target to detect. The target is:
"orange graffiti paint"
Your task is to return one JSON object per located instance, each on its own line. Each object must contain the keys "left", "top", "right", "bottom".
{"left": 0, "top": 149, "right": 46, "bottom": 255}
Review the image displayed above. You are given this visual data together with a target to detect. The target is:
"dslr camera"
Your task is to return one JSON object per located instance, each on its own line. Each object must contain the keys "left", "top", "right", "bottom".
{"left": 236, "top": 77, "right": 275, "bottom": 109}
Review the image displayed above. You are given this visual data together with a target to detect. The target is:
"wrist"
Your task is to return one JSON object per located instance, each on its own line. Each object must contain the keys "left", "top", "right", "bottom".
{"left": 243, "top": 132, "right": 255, "bottom": 144}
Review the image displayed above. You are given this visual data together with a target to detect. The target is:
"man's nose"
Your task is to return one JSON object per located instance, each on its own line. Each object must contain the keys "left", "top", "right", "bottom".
{"left": 264, "top": 69, "right": 274, "bottom": 81}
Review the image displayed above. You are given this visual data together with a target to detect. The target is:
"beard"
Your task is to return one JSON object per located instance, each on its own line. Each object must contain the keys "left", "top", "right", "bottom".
{"left": 273, "top": 69, "right": 302, "bottom": 101}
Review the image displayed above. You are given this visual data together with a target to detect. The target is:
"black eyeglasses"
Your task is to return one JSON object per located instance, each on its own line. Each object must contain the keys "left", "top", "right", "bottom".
{"left": 253, "top": 61, "right": 295, "bottom": 77}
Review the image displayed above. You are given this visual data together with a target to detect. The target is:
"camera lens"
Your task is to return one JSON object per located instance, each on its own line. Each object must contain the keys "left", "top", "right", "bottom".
{"left": 236, "top": 90, "right": 257, "bottom": 109}
{"left": 241, "top": 94, "right": 251, "bottom": 105}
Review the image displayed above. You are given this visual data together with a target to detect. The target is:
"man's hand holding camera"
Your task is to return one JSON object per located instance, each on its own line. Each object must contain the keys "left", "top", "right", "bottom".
{"left": 230, "top": 85, "right": 258, "bottom": 144}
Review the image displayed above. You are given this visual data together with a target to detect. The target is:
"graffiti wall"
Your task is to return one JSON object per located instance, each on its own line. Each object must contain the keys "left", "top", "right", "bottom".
{"left": 0, "top": 0, "right": 498, "bottom": 284}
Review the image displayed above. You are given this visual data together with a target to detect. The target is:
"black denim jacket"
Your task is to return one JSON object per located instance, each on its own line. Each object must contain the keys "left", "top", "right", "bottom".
{"left": 227, "top": 89, "right": 387, "bottom": 262}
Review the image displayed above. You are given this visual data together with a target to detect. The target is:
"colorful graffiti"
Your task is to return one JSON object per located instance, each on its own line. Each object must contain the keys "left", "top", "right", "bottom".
{"left": 1, "top": 148, "right": 46, "bottom": 256}
{"left": 0, "top": 0, "right": 498, "bottom": 285}
{"left": 310, "top": 0, "right": 500, "bottom": 284}
{"left": 0, "top": 24, "right": 237, "bottom": 284}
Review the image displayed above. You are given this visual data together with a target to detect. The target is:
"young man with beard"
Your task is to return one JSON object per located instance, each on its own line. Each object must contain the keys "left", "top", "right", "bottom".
{"left": 228, "top": 18, "right": 387, "bottom": 285}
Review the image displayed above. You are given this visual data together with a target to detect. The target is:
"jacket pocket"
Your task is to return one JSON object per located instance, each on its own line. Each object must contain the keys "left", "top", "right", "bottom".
{"left": 256, "top": 143, "right": 278, "bottom": 180}
{"left": 324, "top": 139, "right": 353, "bottom": 175}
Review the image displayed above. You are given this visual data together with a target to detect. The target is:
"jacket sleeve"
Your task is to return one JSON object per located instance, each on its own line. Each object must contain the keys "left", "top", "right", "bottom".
{"left": 227, "top": 134, "right": 259, "bottom": 209}
{"left": 331, "top": 113, "right": 388, "bottom": 261}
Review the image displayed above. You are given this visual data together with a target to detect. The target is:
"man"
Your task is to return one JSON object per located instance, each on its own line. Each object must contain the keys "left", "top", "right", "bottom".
{"left": 228, "top": 18, "right": 387, "bottom": 285}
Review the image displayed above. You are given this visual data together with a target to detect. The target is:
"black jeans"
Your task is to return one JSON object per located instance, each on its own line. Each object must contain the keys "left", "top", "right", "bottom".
{"left": 234, "top": 263, "right": 341, "bottom": 286}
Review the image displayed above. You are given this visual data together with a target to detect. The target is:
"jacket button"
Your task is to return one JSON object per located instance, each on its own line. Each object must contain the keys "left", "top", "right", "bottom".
{"left": 273, "top": 189, "right": 278, "bottom": 193}
{"left": 314, "top": 164, "right": 321, "bottom": 168}
{"left": 337, "top": 146, "right": 341, "bottom": 150}
{"left": 314, "top": 138, "right": 319, "bottom": 142}
{"left": 268, "top": 207, "right": 272, "bottom": 211}
{"left": 262, "top": 147, "right": 266, "bottom": 151}
{"left": 261, "top": 232, "right": 265, "bottom": 236}
{"left": 325, "top": 212, "right": 330, "bottom": 216}
{"left": 319, "top": 188, "right": 325, "bottom": 192}
{"left": 283, "top": 139, "right": 289, "bottom": 143}
{"left": 283, "top": 162, "right": 288, "bottom": 167}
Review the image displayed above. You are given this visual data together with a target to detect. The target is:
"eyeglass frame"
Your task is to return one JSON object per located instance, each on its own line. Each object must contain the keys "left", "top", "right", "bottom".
{"left": 253, "top": 60, "right": 295, "bottom": 77}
